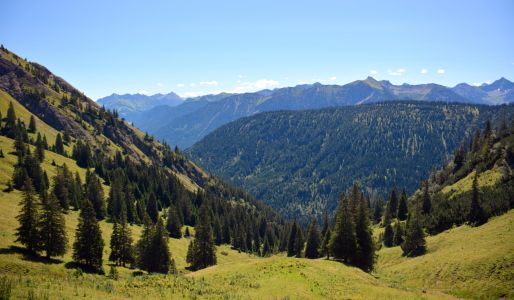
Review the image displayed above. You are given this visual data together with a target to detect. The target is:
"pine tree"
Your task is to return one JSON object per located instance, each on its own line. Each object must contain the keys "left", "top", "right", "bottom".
{"left": 372, "top": 197, "right": 383, "bottom": 225}
{"left": 287, "top": 218, "right": 300, "bottom": 256}
{"left": 54, "top": 133, "right": 64, "bottom": 155}
{"left": 421, "top": 181, "right": 431, "bottom": 214}
{"left": 319, "top": 228, "right": 332, "bottom": 259}
{"left": 15, "top": 179, "right": 40, "bottom": 252}
{"left": 84, "top": 169, "right": 106, "bottom": 219}
{"left": 186, "top": 205, "right": 217, "bottom": 270}
{"left": 28, "top": 115, "right": 36, "bottom": 133}
{"left": 136, "top": 215, "right": 154, "bottom": 272}
{"left": 387, "top": 186, "right": 399, "bottom": 218}
{"left": 38, "top": 193, "right": 68, "bottom": 258}
{"left": 397, "top": 188, "right": 408, "bottom": 221}
{"left": 146, "top": 191, "right": 159, "bottom": 223}
{"left": 73, "top": 199, "right": 104, "bottom": 270}
{"left": 148, "top": 218, "right": 172, "bottom": 273}
{"left": 393, "top": 221, "right": 404, "bottom": 246}
{"left": 329, "top": 193, "right": 356, "bottom": 263}
{"left": 166, "top": 205, "right": 182, "bottom": 238}
{"left": 304, "top": 217, "right": 321, "bottom": 259}
{"left": 468, "top": 173, "right": 487, "bottom": 226}
{"left": 109, "top": 210, "right": 135, "bottom": 268}
{"left": 401, "top": 205, "right": 426, "bottom": 256}
{"left": 35, "top": 133, "right": 45, "bottom": 161}
{"left": 383, "top": 223, "right": 394, "bottom": 247}
{"left": 354, "top": 194, "right": 376, "bottom": 272}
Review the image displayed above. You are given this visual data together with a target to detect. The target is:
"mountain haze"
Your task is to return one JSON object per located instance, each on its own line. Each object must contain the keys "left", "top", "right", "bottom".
{"left": 111, "top": 77, "right": 513, "bottom": 149}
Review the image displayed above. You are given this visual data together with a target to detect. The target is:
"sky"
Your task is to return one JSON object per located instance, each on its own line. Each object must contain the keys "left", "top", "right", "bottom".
{"left": 1, "top": 0, "right": 513, "bottom": 100}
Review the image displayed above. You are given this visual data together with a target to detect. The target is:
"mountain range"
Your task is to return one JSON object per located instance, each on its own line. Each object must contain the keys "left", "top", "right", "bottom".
{"left": 99, "top": 77, "right": 514, "bottom": 149}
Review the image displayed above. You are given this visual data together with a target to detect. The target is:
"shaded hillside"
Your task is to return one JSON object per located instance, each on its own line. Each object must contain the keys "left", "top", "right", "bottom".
{"left": 187, "top": 101, "right": 514, "bottom": 224}
{"left": 451, "top": 77, "right": 514, "bottom": 105}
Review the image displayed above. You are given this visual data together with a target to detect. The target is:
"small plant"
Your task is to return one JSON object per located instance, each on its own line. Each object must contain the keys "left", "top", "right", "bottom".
{"left": 72, "top": 268, "right": 83, "bottom": 278}
{"left": 108, "top": 266, "right": 119, "bottom": 280}
{"left": 0, "top": 276, "right": 13, "bottom": 300}
{"left": 27, "top": 289, "right": 49, "bottom": 300}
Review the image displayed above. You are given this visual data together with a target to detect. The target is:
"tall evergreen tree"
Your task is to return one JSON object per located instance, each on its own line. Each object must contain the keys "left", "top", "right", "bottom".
{"left": 28, "top": 115, "right": 37, "bottom": 133}
{"left": 329, "top": 193, "right": 356, "bottom": 263}
{"left": 397, "top": 188, "right": 408, "bottom": 221}
{"left": 15, "top": 179, "right": 40, "bottom": 252}
{"left": 421, "top": 181, "right": 431, "bottom": 215}
{"left": 319, "top": 228, "right": 332, "bottom": 259}
{"left": 146, "top": 191, "right": 159, "bottom": 223}
{"left": 186, "top": 205, "right": 217, "bottom": 270}
{"left": 166, "top": 205, "right": 182, "bottom": 238}
{"left": 304, "top": 217, "right": 321, "bottom": 259}
{"left": 354, "top": 194, "right": 376, "bottom": 272}
{"left": 401, "top": 204, "right": 426, "bottom": 256}
{"left": 393, "top": 221, "right": 404, "bottom": 247}
{"left": 468, "top": 173, "right": 486, "bottom": 226}
{"left": 54, "top": 133, "right": 64, "bottom": 155}
{"left": 383, "top": 223, "right": 394, "bottom": 247}
{"left": 84, "top": 169, "right": 106, "bottom": 219}
{"left": 73, "top": 199, "right": 104, "bottom": 270}
{"left": 387, "top": 186, "right": 399, "bottom": 219}
{"left": 136, "top": 215, "right": 154, "bottom": 272}
{"left": 148, "top": 218, "right": 172, "bottom": 273}
{"left": 372, "top": 197, "right": 384, "bottom": 225}
{"left": 287, "top": 218, "right": 300, "bottom": 257}
{"left": 109, "top": 210, "right": 135, "bottom": 268}
{"left": 38, "top": 193, "right": 68, "bottom": 258}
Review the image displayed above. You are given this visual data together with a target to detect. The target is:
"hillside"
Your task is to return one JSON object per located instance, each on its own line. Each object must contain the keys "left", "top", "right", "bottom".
{"left": 109, "top": 77, "right": 513, "bottom": 149}
{"left": 187, "top": 101, "right": 514, "bottom": 224}
{"left": 96, "top": 92, "right": 183, "bottom": 119}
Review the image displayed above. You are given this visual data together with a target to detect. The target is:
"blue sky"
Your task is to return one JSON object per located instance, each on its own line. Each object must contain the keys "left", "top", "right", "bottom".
{"left": 1, "top": 0, "right": 513, "bottom": 100}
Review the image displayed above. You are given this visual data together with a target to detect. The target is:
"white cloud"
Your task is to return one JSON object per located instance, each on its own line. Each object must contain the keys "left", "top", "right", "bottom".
{"left": 397, "top": 69, "right": 406, "bottom": 73}
{"left": 421, "top": 69, "right": 428, "bottom": 74}
{"left": 138, "top": 91, "right": 148, "bottom": 95}
{"left": 388, "top": 70, "right": 401, "bottom": 76}
{"left": 200, "top": 81, "right": 218, "bottom": 86}
{"left": 285, "top": 77, "right": 289, "bottom": 80}
{"left": 237, "top": 80, "right": 241, "bottom": 83}
{"left": 235, "top": 86, "right": 254, "bottom": 91}
{"left": 473, "top": 81, "right": 490, "bottom": 86}
{"left": 370, "top": 70, "right": 378, "bottom": 74}
{"left": 177, "top": 84, "right": 185, "bottom": 87}
{"left": 297, "top": 82, "right": 309, "bottom": 85}
{"left": 238, "top": 75, "right": 247, "bottom": 78}
{"left": 181, "top": 91, "right": 206, "bottom": 98}
{"left": 330, "top": 77, "right": 337, "bottom": 81}
{"left": 437, "top": 69, "right": 445, "bottom": 73}
{"left": 157, "top": 83, "right": 164, "bottom": 86}
{"left": 190, "top": 83, "right": 197, "bottom": 87}
{"left": 241, "top": 79, "right": 280, "bottom": 89}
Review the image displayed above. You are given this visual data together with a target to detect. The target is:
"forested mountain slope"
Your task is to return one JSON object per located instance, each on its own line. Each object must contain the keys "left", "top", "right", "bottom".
{"left": 187, "top": 101, "right": 514, "bottom": 224}
{"left": 0, "top": 45, "right": 287, "bottom": 277}
{"left": 116, "top": 76, "right": 514, "bottom": 149}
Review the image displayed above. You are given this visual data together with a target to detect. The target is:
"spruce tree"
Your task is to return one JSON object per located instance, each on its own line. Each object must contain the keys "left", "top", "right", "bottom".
{"left": 397, "top": 188, "right": 408, "bottom": 221}
{"left": 136, "top": 215, "right": 154, "bottom": 272}
{"left": 54, "top": 133, "right": 64, "bottom": 155}
{"left": 319, "top": 228, "right": 332, "bottom": 259}
{"left": 387, "top": 186, "right": 399, "bottom": 218}
{"left": 372, "top": 197, "right": 383, "bottom": 225}
{"left": 468, "top": 173, "right": 487, "bottom": 226}
{"left": 383, "top": 223, "right": 394, "bottom": 247}
{"left": 28, "top": 115, "right": 36, "bottom": 133}
{"left": 329, "top": 193, "right": 356, "bottom": 263}
{"left": 354, "top": 195, "right": 376, "bottom": 272}
{"left": 38, "top": 193, "right": 68, "bottom": 258}
{"left": 421, "top": 181, "right": 431, "bottom": 215}
{"left": 109, "top": 211, "right": 135, "bottom": 268}
{"left": 401, "top": 205, "right": 426, "bottom": 256}
{"left": 15, "top": 179, "right": 40, "bottom": 252}
{"left": 148, "top": 218, "right": 172, "bottom": 273}
{"left": 393, "top": 221, "right": 404, "bottom": 246}
{"left": 304, "top": 217, "right": 321, "bottom": 259}
{"left": 186, "top": 205, "right": 217, "bottom": 270}
{"left": 166, "top": 205, "right": 182, "bottom": 238}
{"left": 146, "top": 191, "right": 159, "bottom": 223}
{"left": 287, "top": 218, "right": 300, "bottom": 256}
{"left": 73, "top": 199, "right": 104, "bottom": 270}
{"left": 84, "top": 169, "right": 106, "bottom": 219}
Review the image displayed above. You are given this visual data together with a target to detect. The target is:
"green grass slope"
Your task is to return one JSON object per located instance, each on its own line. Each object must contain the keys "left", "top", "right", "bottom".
{"left": 377, "top": 209, "right": 514, "bottom": 300}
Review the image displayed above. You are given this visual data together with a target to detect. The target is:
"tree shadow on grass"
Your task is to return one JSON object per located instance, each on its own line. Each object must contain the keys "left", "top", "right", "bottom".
{"left": 0, "top": 245, "right": 63, "bottom": 264}
{"left": 402, "top": 246, "right": 426, "bottom": 258}
{"left": 64, "top": 261, "right": 104, "bottom": 275}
